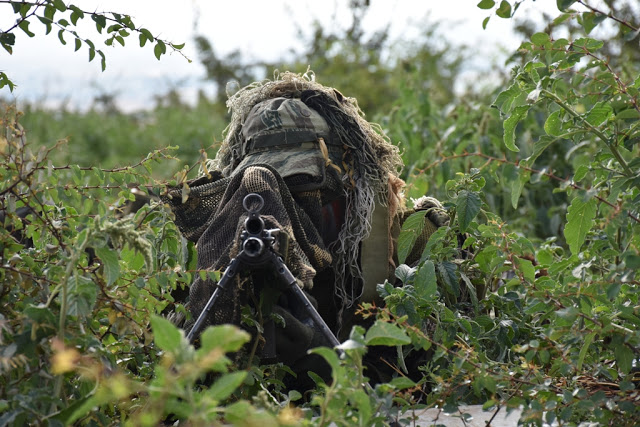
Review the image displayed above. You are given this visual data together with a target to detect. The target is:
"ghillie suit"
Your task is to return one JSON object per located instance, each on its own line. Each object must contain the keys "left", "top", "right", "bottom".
{"left": 163, "top": 72, "right": 446, "bottom": 385}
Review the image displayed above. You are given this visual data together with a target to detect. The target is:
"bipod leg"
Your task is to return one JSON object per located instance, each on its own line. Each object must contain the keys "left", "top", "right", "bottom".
{"left": 187, "top": 255, "right": 245, "bottom": 343}
{"left": 269, "top": 252, "right": 344, "bottom": 356}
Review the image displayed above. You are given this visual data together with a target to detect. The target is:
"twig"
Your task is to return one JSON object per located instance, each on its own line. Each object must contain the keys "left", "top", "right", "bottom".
{"left": 576, "top": 0, "right": 640, "bottom": 32}
{"left": 417, "top": 151, "right": 640, "bottom": 224}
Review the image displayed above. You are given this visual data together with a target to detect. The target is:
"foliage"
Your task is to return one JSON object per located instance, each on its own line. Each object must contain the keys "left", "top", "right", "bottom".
{"left": 0, "top": 0, "right": 189, "bottom": 92}
{"left": 191, "top": 1, "right": 464, "bottom": 118}
{"left": 0, "top": 105, "right": 281, "bottom": 425}
{"left": 374, "top": 0, "right": 640, "bottom": 424}
{"left": 1, "top": 0, "right": 640, "bottom": 426}
{"left": 16, "top": 93, "right": 225, "bottom": 177}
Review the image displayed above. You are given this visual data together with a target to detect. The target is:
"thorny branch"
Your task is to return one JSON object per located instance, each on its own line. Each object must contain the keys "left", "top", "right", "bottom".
{"left": 417, "top": 151, "right": 640, "bottom": 224}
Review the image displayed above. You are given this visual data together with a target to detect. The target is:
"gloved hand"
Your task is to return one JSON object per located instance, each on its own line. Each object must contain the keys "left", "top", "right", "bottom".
{"left": 271, "top": 292, "right": 327, "bottom": 365}
{"left": 402, "top": 195, "right": 450, "bottom": 267}
{"left": 413, "top": 195, "right": 449, "bottom": 228}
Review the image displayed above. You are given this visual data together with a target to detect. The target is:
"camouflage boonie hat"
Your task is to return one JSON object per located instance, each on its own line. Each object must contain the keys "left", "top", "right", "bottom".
{"left": 233, "top": 97, "right": 343, "bottom": 190}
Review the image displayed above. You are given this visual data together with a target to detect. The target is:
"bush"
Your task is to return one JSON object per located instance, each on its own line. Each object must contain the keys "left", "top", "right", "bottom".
{"left": 1, "top": 1, "right": 639, "bottom": 425}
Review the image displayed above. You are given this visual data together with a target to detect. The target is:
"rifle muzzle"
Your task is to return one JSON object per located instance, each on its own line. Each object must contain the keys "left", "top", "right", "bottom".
{"left": 243, "top": 236, "right": 265, "bottom": 257}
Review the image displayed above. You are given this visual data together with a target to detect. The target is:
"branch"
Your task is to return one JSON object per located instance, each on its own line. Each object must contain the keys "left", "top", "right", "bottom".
{"left": 577, "top": 0, "right": 639, "bottom": 33}
{"left": 541, "top": 88, "right": 633, "bottom": 176}
{"left": 417, "top": 152, "right": 640, "bottom": 224}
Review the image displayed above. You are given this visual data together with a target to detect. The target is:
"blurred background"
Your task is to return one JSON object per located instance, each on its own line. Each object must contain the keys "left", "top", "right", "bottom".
{"left": 2, "top": 0, "right": 637, "bottom": 240}
{"left": 3, "top": 1, "right": 551, "bottom": 111}
{"left": 1, "top": 1, "right": 553, "bottom": 167}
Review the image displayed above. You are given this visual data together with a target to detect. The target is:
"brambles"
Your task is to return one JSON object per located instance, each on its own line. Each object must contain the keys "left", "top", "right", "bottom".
{"left": 1, "top": 1, "right": 639, "bottom": 425}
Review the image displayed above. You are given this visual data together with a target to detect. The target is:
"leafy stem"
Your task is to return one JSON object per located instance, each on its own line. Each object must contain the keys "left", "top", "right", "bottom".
{"left": 576, "top": 0, "right": 639, "bottom": 33}
{"left": 540, "top": 88, "right": 633, "bottom": 177}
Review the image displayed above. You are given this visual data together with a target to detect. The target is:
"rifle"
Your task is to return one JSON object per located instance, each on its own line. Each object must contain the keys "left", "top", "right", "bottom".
{"left": 186, "top": 193, "right": 342, "bottom": 355}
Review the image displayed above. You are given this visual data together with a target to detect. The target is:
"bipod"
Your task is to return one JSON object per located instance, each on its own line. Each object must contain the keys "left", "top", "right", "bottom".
{"left": 186, "top": 193, "right": 343, "bottom": 357}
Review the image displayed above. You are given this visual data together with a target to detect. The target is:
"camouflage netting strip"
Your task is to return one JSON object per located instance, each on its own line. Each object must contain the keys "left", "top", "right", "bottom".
{"left": 209, "top": 71, "right": 404, "bottom": 309}
{"left": 162, "top": 165, "right": 332, "bottom": 331}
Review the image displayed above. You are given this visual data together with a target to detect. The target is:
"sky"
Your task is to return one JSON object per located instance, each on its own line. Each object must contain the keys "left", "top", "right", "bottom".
{"left": 0, "top": 0, "right": 563, "bottom": 111}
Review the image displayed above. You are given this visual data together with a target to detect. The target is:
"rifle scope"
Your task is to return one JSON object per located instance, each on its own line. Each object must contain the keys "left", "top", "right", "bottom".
{"left": 242, "top": 193, "right": 266, "bottom": 257}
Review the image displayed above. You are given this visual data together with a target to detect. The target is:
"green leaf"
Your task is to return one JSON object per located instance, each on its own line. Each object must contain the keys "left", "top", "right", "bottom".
{"left": 496, "top": 1, "right": 512, "bottom": 18}
{"left": 395, "top": 264, "right": 416, "bottom": 284}
{"left": 139, "top": 33, "right": 147, "bottom": 47}
{"left": 531, "top": 32, "right": 550, "bottom": 46}
{"left": 389, "top": 376, "right": 416, "bottom": 390}
{"left": 437, "top": 261, "right": 459, "bottom": 299}
{"left": 456, "top": 190, "right": 481, "bottom": 232}
{"left": 511, "top": 168, "right": 530, "bottom": 209}
{"left": 585, "top": 101, "right": 612, "bottom": 126}
{"left": 224, "top": 401, "right": 254, "bottom": 425}
{"left": 0, "top": 32, "right": 15, "bottom": 54}
{"left": 98, "top": 50, "right": 106, "bottom": 71}
{"left": 544, "top": 110, "right": 563, "bottom": 136}
{"left": 581, "top": 12, "right": 607, "bottom": 34}
{"left": 480, "top": 375, "right": 497, "bottom": 393}
{"left": 19, "top": 3, "right": 32, "bottom": 17}
{"left": 615, "top": 108, "right": 640, "bottom": 120}
{"left": 199, "top": 324, "right": 250, "bottom": 355}
{"left": 397, "top": 210, "right": 427, "bottom": 265}
{"left": 60, "top": 395, "right": 101, "bottom": 426}
{"left": 44, "top": 5, "right": 56, "bottom": 20}
{"left": 0, "top": 72, "right": 15, "bottom": 91}
{"left": 18, "top": 20, "right": 36, "bottom": 37}
{"left": 92, "top": 14, "right": 107, "bottom": 32}
{"left": 96, "top": 247, "right": 120, "bottom": 286}
{"left": 154, "top": 40, "right": 166, "bottom": 60}
{"left": 556, "top": 306, "right": 579, "bottom": 322}
{"left": 482, "top": 16, "right": 491, "bottom": 29}
{"left": 553, "top": 13, "right": 572, "bottom": 25}
{"left": 67, "top": 275, "right": 97, "bottom": 317}
{"left": 171, "top": 42, "right": 185, "bottom": 50}
{"left": 573, "top": 164, "right": 589, "bottom": 182}
{"left": 493, "top": 83, "right": 521, "bottom": 114}
{"left": 573, "top": 37, "right": 604, "bottom": 50}
{"left": 564, "top": 196, "right": 597, "bottom": 255}
{"left": 477, "top": 0, "right": 495, "bottom": 9}
{"left": 460, "top": 272, "right": 479, "bottom": 310}
{"left": 557, "top": 0, "right": 576, "bottom": 11}
{"left": 514, "top": 256, "right": 535, "bottom": 282}
{"left": 483, "top": 399, "right": 498, "bottom": 410}
{"left": 206, "top": 371, "right": 247, "bottom": 402}
{"left": 70, "top": 7, "right": 84, "bottom": 25}
{"left": 57, "top": 28, "right": 66, "bottom": 45}
{"left": 606, "top": 282, "right": 622, "bottom": 300}
{"left": 365, "top": 320, "right": 411, "bottom": 346}
{"left": 503, "top": 105, "right": 530, "bottom": 152}
{"left": 53, "top": 0, "right": 67, "bottom": 12}
{"left": 577, "top": 332, "right": 595, "bottom": 371}
{"left": 24, "top": 303, "right": 57, "bottom": 326}
{"left": 624, "top": 253, "right": 640, "bottom": 270}
{"left": 414, "top": 260, "right": 437, "bottom": 300}
{"left": 150, "top": 315, "right": 183, "bottom": 354}
{"left": 74, "top": 38, "right": 81, "bottom": 52}
{"left": 614, "top": 344, "right": 633, "bottom": 374}
{"left": 140, "top": 28, "right": 154, "bottom": 40}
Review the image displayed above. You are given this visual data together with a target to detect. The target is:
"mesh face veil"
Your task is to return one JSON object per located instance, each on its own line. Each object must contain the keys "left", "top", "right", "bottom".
{"left": 210, "top": 72, "right": 404, "bottom": 310}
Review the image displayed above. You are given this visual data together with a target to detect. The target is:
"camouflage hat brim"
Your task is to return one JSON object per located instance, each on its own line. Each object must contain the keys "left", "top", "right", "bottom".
{"left": 233, "top": 141, "right": 325, "bottom": 181}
